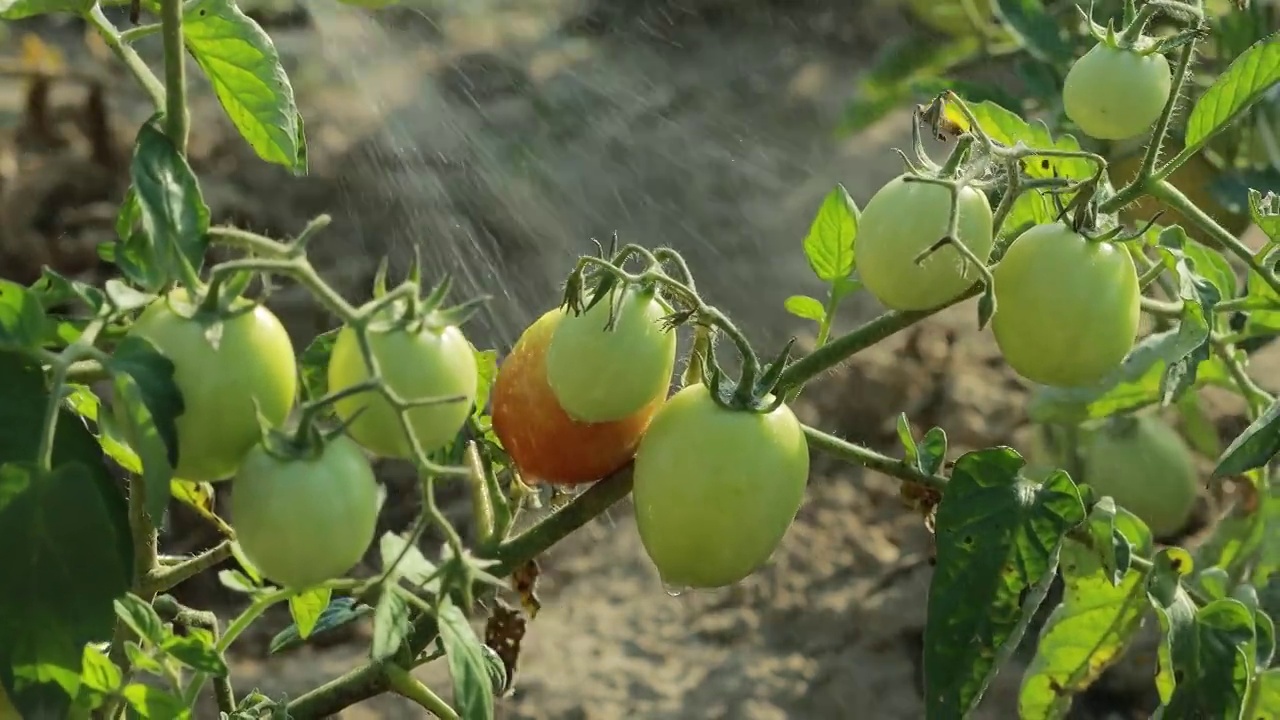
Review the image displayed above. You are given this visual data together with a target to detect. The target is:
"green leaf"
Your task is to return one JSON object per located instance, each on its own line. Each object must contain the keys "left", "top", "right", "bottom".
{"left": 1185, "top": 32, "right": 1280, "bottom": 153}
{"left": 473, "top": 348, "right": 498, "bottom": 418}
{"left": 1147, "top": 547, "right": 1200, "bottom": 704}
{"left": 801, "top": 184, "right": 859, "bottom": 283}
{"left": 298, "top": 327, "right": 338, "bottom": 404}
{"left": 1152, "top": 236, "right": 1221, "bottom": 400}
{"left": 1248, "top": 188, "right": 1280, "bottom": 244}
{"left": 1160, "top": 599, "right": 1256, "bottom": 718}
{"left": 967, "top": 101, "right": 1095, "bottom": 183}
{"left": 131, "top": 119, "right": 211, "bottom": 282}
{"left": 992, "top": 0, "right": 1074, "bottom": 65}
{"left": 1027, "top": 328, "right": 1233, "bottom": 424}
{"left": 1017, "top": 537, "right": 1150, "bottom": 719}
{"left": 160, "top": 634, "right": 228, "bottom": 675}
{"left": 184, "top": 0, "right": 306, "bottom": 171}
{"left": 371, "top": 588, "right": 412, "bottom": 662}
{"left": 79, "top": 646, "right": 121, "bottom": 694}
{"left": 106, "top": 335, "right": 184, "bottom": 525}
{"left": 122, "top": 683, "right": 190, "bottom": 719}
{"left": 28, "top": 268, "right": 105, "bottom": 313}
{"left": 0, "top": 352, "right": 131, "bottom": 716}
{"left": 784, "top": 295, "right": 825, "bottom": 323}
{"left": 1232, "top": 583, "right": 1275, "bottom": 670}
{"left": 1193, "top": 494, "right": 1269, "bottom": 580}
{"left": 923, "top": 448, "right": 1086, "bottom": 719}
{"left": 0, "top": 280, "right": 49, "bottom": 351}
{"left": 437, "top": 597, "right": 496, "bottom": 720}
{"left": 0, "top": 0, "right": 92, "bottom": 19}
{"left": 1214, "top": 396, "right": 1280, "bottom": 477}
{"left": 380, "top": 531, "right": 441, "bottom": 593}
{"left": 1248, "top": 668, "right": 1280, "bottom": 716}
{"left": 269, "top": 596, "right": 373, "bottom": 655}
{"left": 289, "top": 586, "right": 331, "bottom": 640}
{"left": 123, "top": 642, "right": 162, "bottom": 676}
{"left": 113, "top": 594, "right": 165, "bottom": 646}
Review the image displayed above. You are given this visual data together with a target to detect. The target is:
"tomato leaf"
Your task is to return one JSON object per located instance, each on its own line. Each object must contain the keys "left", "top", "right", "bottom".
{"left": 1192, "top": 489, "right": 1270, "bottom": 578}
{"left": 472, "top": 348, "right": 498, "bottom": 419}
{"left": 1152, "top": 235, "right": 1221, "bottom": 402}
{"left": 380, "top": 531, "right": 442, "bottom": 593}
{"left": 122, "top": 683, "right": 190, "bottom": 719}
{"left": 923, "top": 448, "right": 1086, "bottom": 720}
{"left": 113, "top": 593, "right": 165, "bottom": 647}
{"left": 0, "top": 352, "right": 132, "bottom": 718}
{"left": 78, "top": 646, "right": 120, "bottom": 695}
{"left": 28, "top": 268, "right": 105, "bottom": 314}
{"left": 371, "top": 588, "right": 412, "bottom": 662}
{"left": 106, "top": 335, "right": 184, "bottom": 525}
{"left": 269, "top": 596, "right": 373, "bottom": 655}
{"left": 1232, "top": 583, "right": 1275, "bottom": 670}
{"left": 1214, "top": 397, "right": 1280, "bottom": 477}
{"left": 992, "top": 0, "right": 1074, "bottom": 65}
{"left": 1159, "top": 598, "right": 1256, "bottom": 718}
{"left": 0, "top": 0, "right": 92, "bottom": 18}
{"left": 438, "top": 596, "right": 496, "bottom": 720}
{"left": 801, "top": 184, "right": 859, "bottom": 284}
{"left": 1248, "top": 188, "right": 1280, "bottom": 244}
{"left": 784, "top": 295, "right": 825, "bottom": 324}
{"left": 1185, "top": 31, "right": 1280, "bottom": 154}
{"left": 183, "top": 0, "right": 307, "bottom": 172}
{"left": 131, "top": 118, "right": 211, "bottom": 284}
{"left": 1026, "top": 328, "right": 1233, "bottom": 424}
{"left": 288, "top": 586, "right": 331, "bottom": 640}
{"left": 298, "top": 327, "right": 339, "bottom": 404}
{"left": 160, "top": 634, "right": 227, "bottom": 676}
{"left": 0, "top": 280, "right": 49, "bottom": 352}
{"left": 1249, "top": 669, "right": 1280, "bottom": 714}
{"left": 1148, "top": 547, "right": 1199, "bottom": 704}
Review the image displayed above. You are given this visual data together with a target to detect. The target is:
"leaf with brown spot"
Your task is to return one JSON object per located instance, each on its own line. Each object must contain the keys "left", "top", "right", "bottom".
{"left": 483, "top": 599, "right": 526, "bottom": 697}
{"left": 510, "top": 558, "right": 541, "bottom": 619}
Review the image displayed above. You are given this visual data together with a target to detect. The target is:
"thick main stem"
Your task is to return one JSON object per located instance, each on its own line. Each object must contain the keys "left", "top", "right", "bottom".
{"left": 160, "top": 0, "right": 189, "bottom": 152}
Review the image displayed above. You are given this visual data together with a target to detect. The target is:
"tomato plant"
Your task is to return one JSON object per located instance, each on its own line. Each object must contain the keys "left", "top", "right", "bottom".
{"left": 1078, "top": 414, "right": 1200, "bottom": 539}
{"left": 545, "top": 282, "right": 678, "bottom": 424}
{"left": 231, "top": 433, "right": 382, "bottom": 590}
{"left": 990, "top": 223, "right": 1141, "bottom": 388}
{"left": 492, "top": 307, "right": 665, "bottom": 485}
{"left": 4, "top": 1, "right": 1280, "bottom": 719}
{"left": 632, "top": 383, "right": 809, "bottom": 589}
{"left": 327, "top": 313, "right": 478, "bottom": 460}
{"left": 127, "top": 288, "right": 298, "bottom": 482}
{"left": 1063, "top": 42, "right": 1173, "bottom": 141}
{"left": 853, "top": 174, "right": 994, "bottom": 311}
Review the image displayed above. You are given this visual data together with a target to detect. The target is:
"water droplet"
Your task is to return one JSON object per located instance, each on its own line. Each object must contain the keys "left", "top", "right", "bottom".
{"left": 661, "top": 581, "right": 689, "bottom": 598}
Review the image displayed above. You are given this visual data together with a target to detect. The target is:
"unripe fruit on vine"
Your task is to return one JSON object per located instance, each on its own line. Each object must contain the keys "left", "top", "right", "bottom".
{"left": 1079, "top": 415, "right": 1199, "bottom": 539}
{"left": 1063, "top": 43, "right": 1172, "bottom": 141}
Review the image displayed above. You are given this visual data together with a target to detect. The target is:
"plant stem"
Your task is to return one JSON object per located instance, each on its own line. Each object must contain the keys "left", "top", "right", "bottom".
{"left": 1141, "top": 42, "right": 1196, "bottom": 179}
{"left": 801, "top": 425, "right": 948, "bottom": 492}
{"left": 85, "top": 5, "right": 166, "bottom": 110}
{"left": 159, "top": 0, "right": 189, "bottom": 152}
{"left": 182, "top": 588, "right": 292, "bottom": 704}
{"left": 385, "top": 665, "right": 458, "bottom": 719}
{"left": 143, "top": 540, "right": 233, "bottom": 595}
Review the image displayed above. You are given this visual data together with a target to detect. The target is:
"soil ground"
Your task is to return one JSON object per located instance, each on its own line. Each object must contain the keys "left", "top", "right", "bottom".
{"left": 0, "top": 1, "right": 1267, "bottom": 718}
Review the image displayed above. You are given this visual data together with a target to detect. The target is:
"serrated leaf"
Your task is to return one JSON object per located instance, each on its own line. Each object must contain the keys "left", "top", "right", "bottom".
{"left": 1017, "top": 537, "right": 1150, "bottom": 719}
{"left": 289, "top": 586, "right": 331, "bottom": 640}
{"left": 923, "top": 448, "right": 1086, "bottom": 719}
{"left": 122, "top": 683, "right": 189, "bottom": 719}
{"left": 438, "top": 597, "right": 496, "bottom": 720}
{"left": 0, "top": 280, "right": 48, "bottom": 351}
{"left": 269, "top": 596, "right": 372, "bottom": 655}
{"left": 184, "top": 0, "right": 306, "bottom": 171}
{"left": 161, "top": 634, "right": 227, "bottom": 675}
{"left": 1160, "top": 599, "right": 1256, "bottom": 718}
{"left": 1185, "top": 32, "right": 1280, "bottom": 153}
{"left": 1216, "top": 397, "right": 1280, "bottom": 477}
{"left": 784, "top": 295, "right": 825, "bottom": 323}
{"left": 802, "top": 185, "right": 859, "bottom": 283}
{"left": 131, "top": 118, "right": 211, "bottom": 283}
{"left": 967, "top": 101, "right": 1095, "bottom": 182}
{"left": 123, "top": 642, "right": 161, "bottom": 675}
{"left": 0, "top": 0, "right": 92, "bottom": 19}
{"left": 114, "top": 594, "right": 165, "bottom": 646}
{"left": 371, "top": 588, "right": 412, "bottom": 662}
{"left": 79, "top": 646, "right": 120, "bottom": 694}
{"left": 297, "top": 328, "right": 338, "bottom": 403}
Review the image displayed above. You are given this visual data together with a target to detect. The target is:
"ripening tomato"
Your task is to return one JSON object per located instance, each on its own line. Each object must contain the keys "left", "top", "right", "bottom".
{"left": 231, "top": 433, "right": 381, "bottom": 589}
{"left": 1080, "top": 414, "right": 1199, "bottom": 538}
{"left": 854, "top": 175, "right": 995, "bottom": 311}
{"left": 545, "top": 283, "right": 677, "bottom": 424}
{"left": 991, "top": 223, "right": 1140, "bottom": 387}
{"left": 126, "top": 289, "right": 298, "bottom": 482}
{"left": 632, "top": 384, "right": 810, "bottom": 589}
{"left": 491, "top": 308, "right": 665, "bottom": 485}
{"left": 1063, "top": 42, "right": 1172, "bottom": 141}
{"left": 327, "top": 316, "right": 478, "bottom": 461}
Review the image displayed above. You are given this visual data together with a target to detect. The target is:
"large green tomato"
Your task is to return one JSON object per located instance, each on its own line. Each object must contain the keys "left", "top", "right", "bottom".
{"left": 1079, "top": 415, "right": 1198, "bottom": 539}
{"left": 991, "top": 223, "right": 1140, "bottom": 388}
{"left": 327, "top": 317, "right": 478, "bottom": 460}
{"left": 632, "top": 384, "right": 810, "bottom": 589}
{"left": 1063, "top": 43, "right": 1172, "bottom": 141}
{"left": 231, "top": 434, "right": 381, "bottom": 589}
{"left": 854, "top": 175, "right": 995, "bottom": 311}
{"left": 126, "top": 289, "right": 298, "bottom": 482}
{"left": 545, "top": 284, "right": 677, "bottom": 423}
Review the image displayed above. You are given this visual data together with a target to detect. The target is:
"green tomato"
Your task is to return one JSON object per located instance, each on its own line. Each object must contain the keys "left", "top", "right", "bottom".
{"left": 126, "top": 289, "right": 298, "bottom": 482}
{"left": 231, "top": 434, "right": 381, "bottom": 589}
{"left": 545, "top": 284, "right": 677, "bottom": 423}
{"left": 327, "top": 317, "right": 478, "bottom": 460}
{"left": 991, "top": 223, "right": 1140, "bottom": 388}
{"left": 854, "top": 174, "right": 995, "bottom": 311}
{"left": 632, "top": 384, "right": 810, "bottom": 589}
{"left": 1063, "top": 43, "right": 1172, "bottom": 141}
{"left": 1079, "top": 414, "right": 1198, "bottom": 538}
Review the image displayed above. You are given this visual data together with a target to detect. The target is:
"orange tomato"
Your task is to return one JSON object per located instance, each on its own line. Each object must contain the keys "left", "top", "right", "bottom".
{"left": 491, "top": 308, "right": 667, "bottom": 485}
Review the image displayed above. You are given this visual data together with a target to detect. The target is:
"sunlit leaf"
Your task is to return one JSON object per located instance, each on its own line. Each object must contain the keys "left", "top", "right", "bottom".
{"left": 801, "top": 184, "right": 859, "bottom": 283}
{"left": 1185, "top": 32, "right": 1280, "bottom": 153}
{"left": 288, "top": 586, "right": 331, "bottom": 641}
{"left": 438, "top": 596, "right": 496, "bottom": 719}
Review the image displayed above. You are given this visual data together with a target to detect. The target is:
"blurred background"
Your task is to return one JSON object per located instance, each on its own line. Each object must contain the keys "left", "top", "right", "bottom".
{"left": 1, "top": 0, "right": 1277, "bottom": 717}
